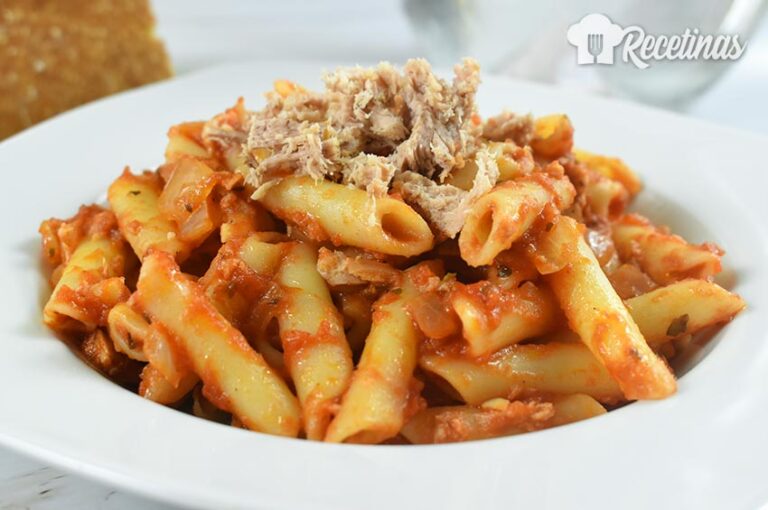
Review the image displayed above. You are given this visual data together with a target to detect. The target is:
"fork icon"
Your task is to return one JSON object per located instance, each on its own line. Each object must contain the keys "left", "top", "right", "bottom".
{"left": 587, "top": 33, "right": 604, "bottom": 63}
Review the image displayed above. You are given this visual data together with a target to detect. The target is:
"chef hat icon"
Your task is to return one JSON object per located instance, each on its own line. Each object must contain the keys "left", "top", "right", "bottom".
{"left": 567, "top": 13, "right": 626, "bottom": 65}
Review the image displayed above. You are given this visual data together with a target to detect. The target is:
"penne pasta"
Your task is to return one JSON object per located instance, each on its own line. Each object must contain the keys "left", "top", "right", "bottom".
{"left": 274, "top": 242, "right": 354, "bottom": 440}
{"left": 458, "top": 173, "right": 576, "bottom": 267}
{"left": 448, "top": 142, "right": 534, "bottom": 190}
{"left": 625, "top": 279, "right": 746, "bottom": 349}
{"left": 219, "top": 191, "right": 276, "bottom": 243}
{"left": 139, "top": 364, "right": 199, "bottom": 405}
{"left": 612, "top": 214, "right": 723, "bottom": 285}
{"left": 136, "top": 250, "right": 301, "bottom": 437}
{"left": 530, "top": 114, "right": 574, "bottom": 160}
{"left": 165, "top": 121, "right": 210, "bottom": 162}
{"left": 237, "top": 235, "right": 285, "bottom": 274}
{"left": 583, "top": 175, "right": 629, "bottom": 219}
{"left": 451, "top": 281, "right": 559, "bottom": 357}
{"left": 420, "top": 342, "right": 623, "bottom": 405}
{"left": 258, "top": 176, "right": 434, "bottom": 256}
{"left": 108, "top": 168, "right": 190, "bottom": 261}
{"left": 107, "top": 302, "right": 150, "bottom": 362}
{"left": 401, "top": 394, "right": 606, "bottom": 444}
{"left": 574, "top": 149, "right": 642, "bottom": 196}
{"left": 325, "top": 265, "right": 428, "bottom": 444}
{"left": 43, "top": 217, "right": 129, "bottom": 332}
{"left": 335, "top": 291, "right": 374, "bottom": 356}
{"left": 192, "top": 385, "right": 230, "bottom": 423}
{"left": 203, "top": 235, "right": 354, "bottom": 438}
{"left": 546, "top": 393, "right": 608, "bottom": 426}
{"left": 487, "top": 244, "right": 540, "bottom": 290}
{"left": 537, "top": 216, "right": 676, "bottom": 399}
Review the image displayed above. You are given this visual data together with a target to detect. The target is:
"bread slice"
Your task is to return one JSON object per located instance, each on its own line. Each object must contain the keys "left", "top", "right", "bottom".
{"left": 0, "top": 1, "right": 172, "bottom": 140}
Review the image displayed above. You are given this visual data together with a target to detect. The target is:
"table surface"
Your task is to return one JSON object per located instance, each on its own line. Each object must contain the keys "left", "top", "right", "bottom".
{"left": 2, "top": 2, "right": 767, "bottom": 508}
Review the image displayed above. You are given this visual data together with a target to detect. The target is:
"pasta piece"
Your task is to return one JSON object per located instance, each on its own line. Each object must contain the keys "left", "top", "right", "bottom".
{"left": 142, "top": 322, "right": 190, "bottom": 387}
{"left": 198, "top": 235, "right": 282, "bottom": 329}
{"left": 574, "top": 149, "right": 642, "bottom": 196}
{"left": 165, "top": 121, "right": 210, "bottom": 162}
{"left": 335, "top": 291, "right": 374, "bottom": 356}
{"left": 136, "top": 250, "right": 301, "bottom": 437}
{"left": 219, "top": 191, "right": 276, "bottom": 243}
{"left": 139, "top": 364, "right": 199, "bottom": 405}
{"left": 420, "top": 342, "right": 623, "bottom": 405}
{"left": 530, "top": 114, "right": 574, "bottom": 160}
{"left": 108, "top": 169, "right": 190, "bottom": 261}
{"left": 447, "top": 142, "right": 534, "bottom": 190}
{"left": 612, "top": 214, "right": 722, "bottom": 285}
{"left": 273, "top": 79, "right": 308, "bottom": 98}
{"left": 451, "top": 281, "right": 559, "bottom": 357}
{"left": 205, "top": 236, "right": 353, "bottom": 435}
{"left": 237, "top": 235, "right": 285, "bottom": 274}
{"left": 537, "top": 216, "right": 676, "bottom": 399}
{"left": 274, "top": 242, "right": 354, "bottom": 440}
{"left": 532, "top": 328, "right": 583, "bottom": 344}
{"left": 192, "top": 385, "right": 230, "bottom": 423}
{"left": 459, "top": 172, "right": 576, "bottom": 267}
{"left": 325, "top": 266, "right": 428, "bottom": 443}
{"left": 402, "top": 394, "right": 606, "bottom": 444}
{"left": 546, "top": 393, "right": 608, "bottom": 426}
{"left": 44, "top": 238, "right": 129, "bottom": 332}
{"left": 39, "top": 217, "right": 64, "bottom": 268}
{"left": 253, "top": 336, "right": 289, "bottom": 380}
{"left": 625, "top": 280, "right": 746, "bottom": 349}
{"left": 107, "top": 302, "right": 150, "bottom": 361}
{"left": 487, "top": 244, "right": 540, "bottom": 290}
{"left": 583, "top": 176, "right": 629, "bottom": 219}
{"left": 258, "top": 176, "right": 434, "bottom": 256}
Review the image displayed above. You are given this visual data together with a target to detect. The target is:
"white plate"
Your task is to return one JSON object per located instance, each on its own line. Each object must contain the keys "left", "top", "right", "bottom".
{"left": 0, "top": 61, "right": 766, "bottom": 510}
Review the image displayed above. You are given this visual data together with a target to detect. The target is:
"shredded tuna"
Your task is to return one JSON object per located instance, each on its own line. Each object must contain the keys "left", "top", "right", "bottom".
{"left": 482, "top": 111, "right": 534, "bottom": 146}
{"left": 235, "top": 58, "right": 535, "bottom": 236}
{"left": 244, "top": 88, "right": 336, "bottom": 189}
{"left": 242, "top": 58, "right": 481, "bottom": 191}
{"left": 342, "top": 154, "right": 398, "bottom": 197}
{"left": 249, "top": 118, "right": 339, "bottom": 184}
{"left": 389, "top": 58, "right": 481, "bottom": 182}
{"left": 323, "top": 62, "right": 408, "bottom": 155}
{"left": 202, "top": 115, "right": 248, "bottom": 150}
{"left": 201, "top": 98, "right": 250, "bottom": 154}
{"left": 394, "top": 146, "right": 499, "bottom": 238}
{"left": 317, "top": 247, "right": 399, "bottom": 286}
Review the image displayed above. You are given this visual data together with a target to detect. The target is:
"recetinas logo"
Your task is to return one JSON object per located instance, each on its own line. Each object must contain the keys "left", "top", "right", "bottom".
{"left": 567, "top": 13, "right": 747, "bottom": 69}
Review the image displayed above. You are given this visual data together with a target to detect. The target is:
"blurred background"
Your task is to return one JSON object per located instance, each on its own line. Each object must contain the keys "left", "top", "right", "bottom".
{"left": 0, "top": 0, "right": 766, "bottom": 507}
{"left": 1, "top": 0, "right": 767, "bottom": 142}
{"left": 154, "top": 0, "right": 768, "bottom": 130}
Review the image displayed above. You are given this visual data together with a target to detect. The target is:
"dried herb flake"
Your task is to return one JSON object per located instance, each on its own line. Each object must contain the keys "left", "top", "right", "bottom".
{"left": 666, "top": 314, "right": 689, "bottom": 337}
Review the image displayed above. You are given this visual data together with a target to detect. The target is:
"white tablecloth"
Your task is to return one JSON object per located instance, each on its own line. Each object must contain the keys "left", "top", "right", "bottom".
{"left": 1, "top": 2, "right": 766, "bottom": 508}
